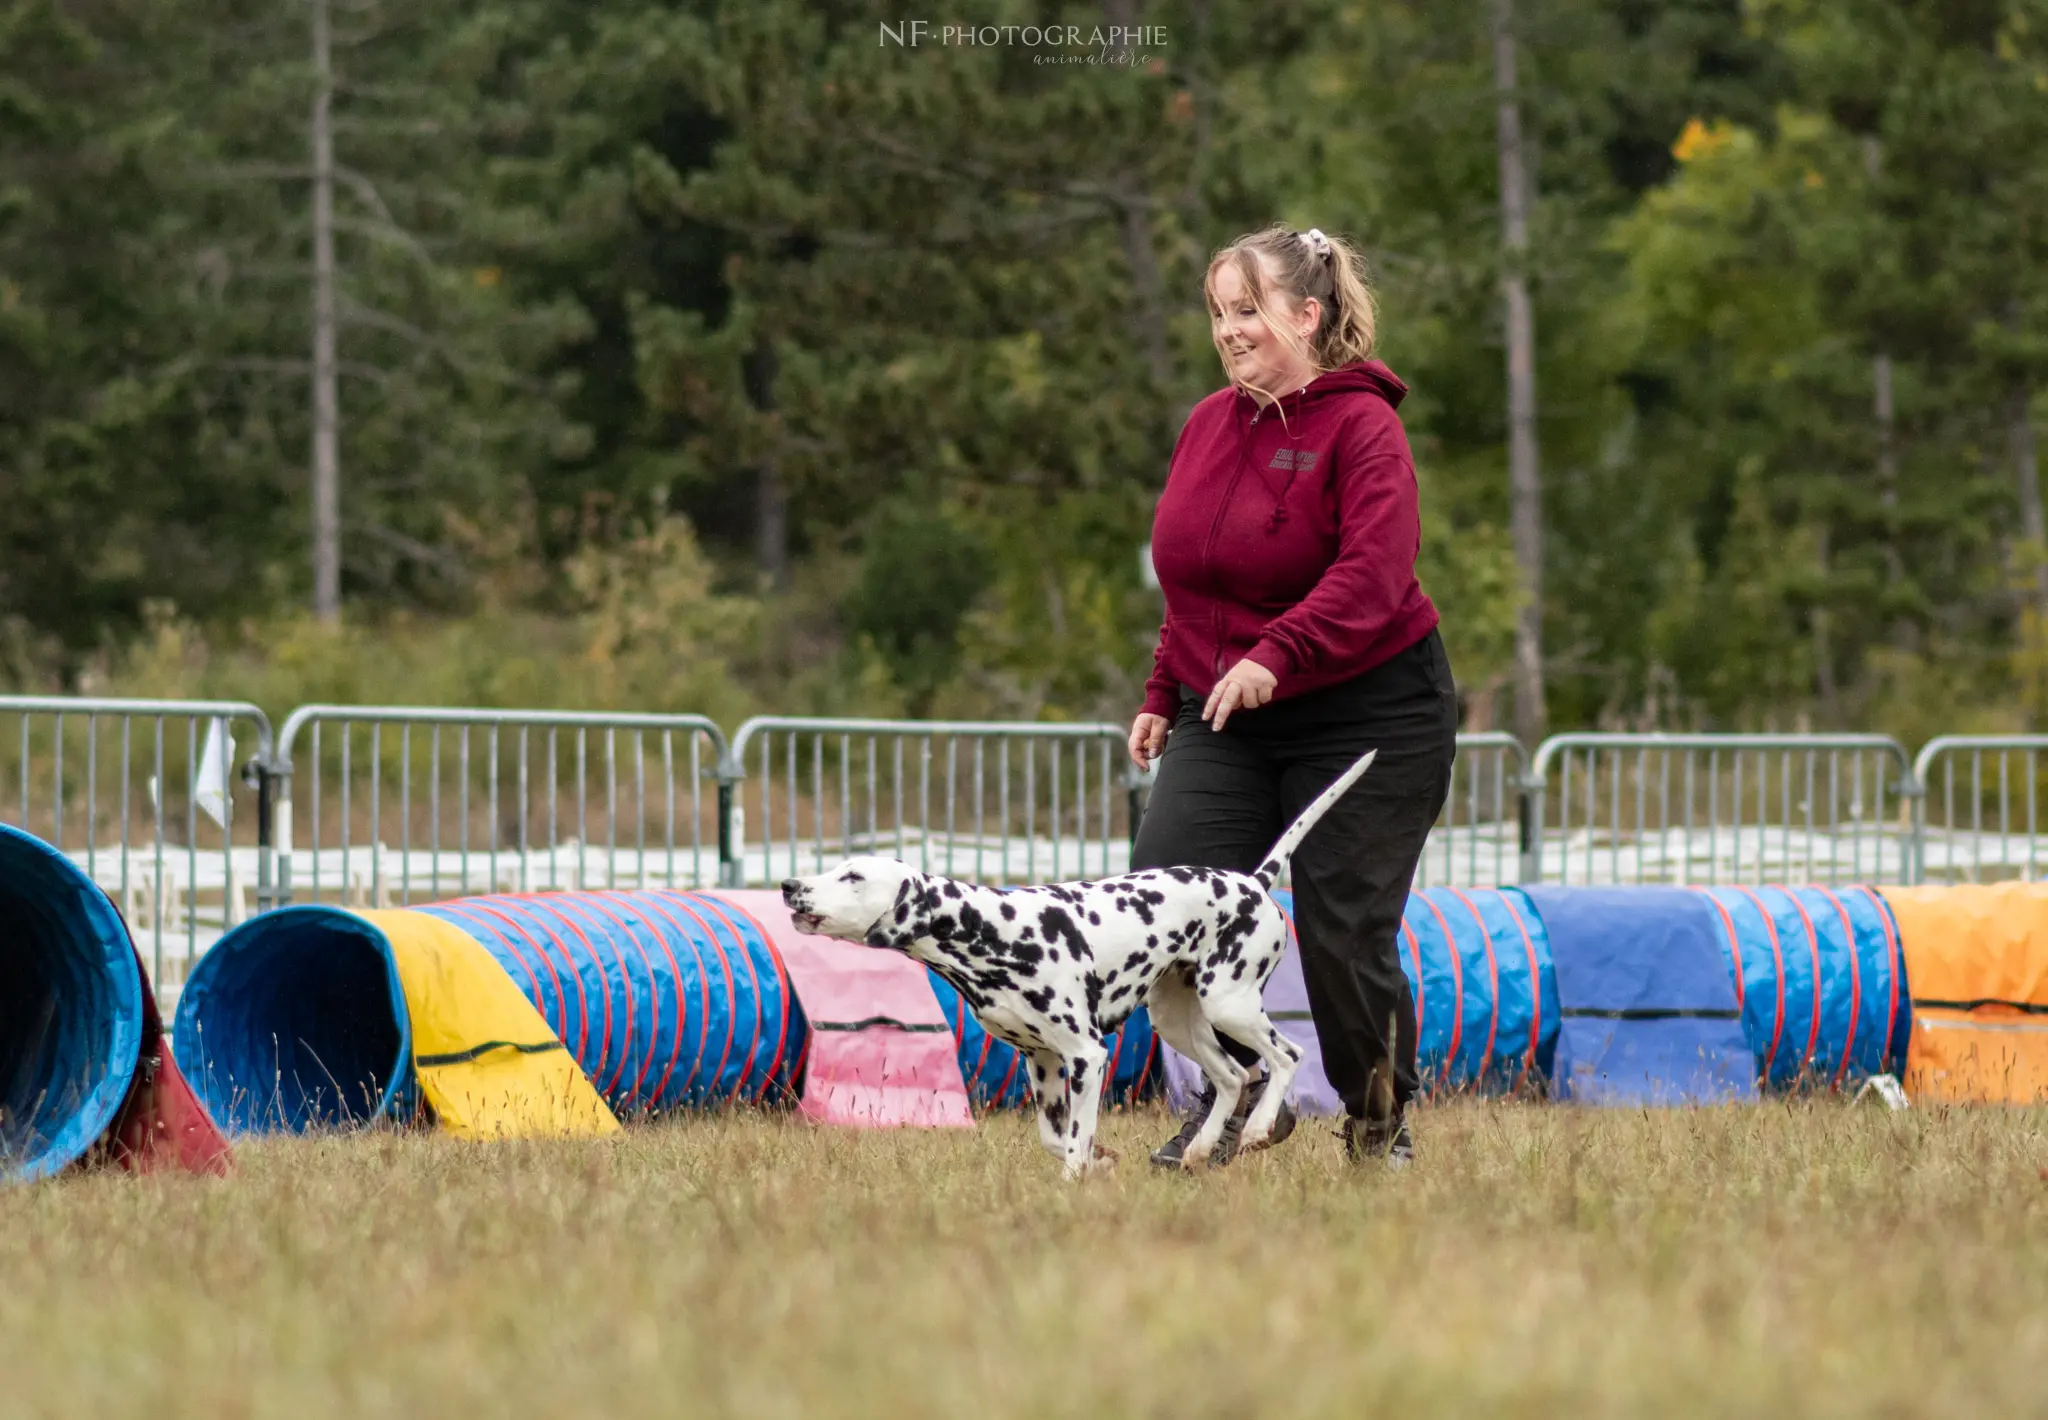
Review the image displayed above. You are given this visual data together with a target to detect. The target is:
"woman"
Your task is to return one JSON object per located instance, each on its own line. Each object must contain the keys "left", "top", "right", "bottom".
{"left": 1129, "top": 224, "right": 1457, "bottom": 1170}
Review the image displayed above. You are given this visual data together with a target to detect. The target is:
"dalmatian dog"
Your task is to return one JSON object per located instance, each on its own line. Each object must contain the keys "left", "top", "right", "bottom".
{"left": 781, "top": 748, "right": 1376, "bottom": 1179}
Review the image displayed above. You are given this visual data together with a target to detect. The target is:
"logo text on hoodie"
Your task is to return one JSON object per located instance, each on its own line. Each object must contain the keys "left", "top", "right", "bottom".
{"left": 1268, "top": 449, "right": 1319, "bottom": 472}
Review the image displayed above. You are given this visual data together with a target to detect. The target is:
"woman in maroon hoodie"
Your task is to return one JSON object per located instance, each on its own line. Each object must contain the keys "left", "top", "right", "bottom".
{"left": 1131, "top": 224, "right": 1457, "bottom": 1170}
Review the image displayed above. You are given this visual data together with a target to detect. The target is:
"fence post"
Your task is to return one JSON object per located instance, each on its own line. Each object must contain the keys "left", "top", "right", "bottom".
{"left": 717, "top": 748, "right": 744, "bottom": 889}
{"left": 1517, "top": 767, "right": 1546, "bottom": 885}
{"left": 1125, "top": 756, "right": 1157, "bottom": 859}
{"left": 1898, "top": 758, "right": 1926, "bottom": 886}
{"left": 245, "top": 752, "right": 285, "bottom": 911}
{"left": 268, "top": 752, "right": 295, "bottom": 908}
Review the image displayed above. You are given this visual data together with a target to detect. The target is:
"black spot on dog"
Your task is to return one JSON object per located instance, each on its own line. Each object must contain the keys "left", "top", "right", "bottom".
{"left": 1000, "top": 902, "right": 1017, "bottom": 921}
{"left": 1037, "top": 906, "right": 1089, "bottom": 961}
{"left": 1023, "top": 986, "right": 1055, "bottom": 1014}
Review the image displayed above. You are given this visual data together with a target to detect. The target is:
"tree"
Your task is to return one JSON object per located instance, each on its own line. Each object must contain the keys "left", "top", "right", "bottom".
{"left": 1491, "top": 0, "right": 1546, "bottom": 745}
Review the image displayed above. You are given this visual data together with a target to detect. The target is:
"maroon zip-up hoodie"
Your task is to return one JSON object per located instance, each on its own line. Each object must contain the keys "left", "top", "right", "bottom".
{"left": 1141, "top": 359, "right": 1439, "bottom": 720}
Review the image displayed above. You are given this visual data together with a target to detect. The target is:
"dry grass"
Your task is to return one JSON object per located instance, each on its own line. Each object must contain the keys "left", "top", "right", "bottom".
{"left": 3, "top": 1100, "right": 2046, "bottom": 1419}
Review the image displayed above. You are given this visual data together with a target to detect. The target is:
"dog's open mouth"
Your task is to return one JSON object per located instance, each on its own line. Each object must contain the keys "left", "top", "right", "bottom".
{"left": 790, "top": 910, "right": 825, "bottom": 933}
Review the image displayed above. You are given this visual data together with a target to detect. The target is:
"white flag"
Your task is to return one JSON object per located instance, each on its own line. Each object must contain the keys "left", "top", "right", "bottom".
{"left": 195, "top": 718, "right": 235, "bottom": 830}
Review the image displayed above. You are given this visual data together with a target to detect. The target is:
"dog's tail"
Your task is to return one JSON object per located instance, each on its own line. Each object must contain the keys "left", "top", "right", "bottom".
{"left": 1252, "top": 749, "right": 1378, "bottom": 891}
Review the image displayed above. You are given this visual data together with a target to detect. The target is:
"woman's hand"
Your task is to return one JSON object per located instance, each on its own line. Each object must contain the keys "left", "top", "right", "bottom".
{"left": 1128, "top": 713, "right": 1170, "bottom": 770}
{"left": 1203, "top": 658, "right": 1278, "bottom": 731}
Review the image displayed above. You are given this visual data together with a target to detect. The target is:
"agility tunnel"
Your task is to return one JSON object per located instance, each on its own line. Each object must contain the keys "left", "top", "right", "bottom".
{"left": 1166, "top": 884, "right": 1901, "bottom": 1110}
{"left": 1163, "top": 886, "right": 1559, "bottom": 1114}
{"left": 0, "top": 823, "right": 230, "bottom": 1185}
{"left": 173, "top": 892, "right": 806, "bottom": 1134}
{"left": 1525, "top": 886, "right": 1758, "bottom": 1105}
{"left": 1877, "top": 883, "right": 2048, "bottom": 1103}
{"left": 1690, "top": 886, "right": 1911, "bottom": 1092}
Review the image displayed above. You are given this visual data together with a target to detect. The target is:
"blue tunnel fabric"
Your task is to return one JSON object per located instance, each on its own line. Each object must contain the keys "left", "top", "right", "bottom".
{"left": 1518, "top": 886, "right": 1756, "bottom": 1105}
{"left": 1690, "top": 886, "right": 1910, "bottom": 1090}
{"left": 923, "top": 969, "right": 1157, "bottom": 1108}
{"left": 0, "top": 824, "right": 146, "bottom": 1183}
{"left": 1394, "top": 887, "right": 1560, "bottom": 1093}
{"left": 420, "top": 892, "right": 801, "bottom": 1113}
{"left": 172, "top": 905, "right": 414, "bottom": 1135}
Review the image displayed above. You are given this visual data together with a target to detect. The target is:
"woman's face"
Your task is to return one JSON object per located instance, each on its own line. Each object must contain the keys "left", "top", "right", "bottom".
{"left": 1209, "top": 256, "right": 1318, "bottom": 398}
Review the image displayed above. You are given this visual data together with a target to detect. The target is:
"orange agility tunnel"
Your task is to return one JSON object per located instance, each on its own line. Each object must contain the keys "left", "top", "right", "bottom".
{"left": 1878, "top": 883, "right": 2048, "bottom": 1104}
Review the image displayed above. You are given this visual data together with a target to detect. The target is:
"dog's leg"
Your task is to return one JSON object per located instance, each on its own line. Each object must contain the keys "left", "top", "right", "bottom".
{"left": 1025, "top": 1052, "right": 1068, "bottom": 1159}
{"left": 1208, "top": 992, "right": 1304, "bottom": 1152}
{"left": 1056, "top": 1041, "right": 1112, "bottom": 1180}
{"left": 1176, "top": 1019, "right": 1249, "bottom": 1170}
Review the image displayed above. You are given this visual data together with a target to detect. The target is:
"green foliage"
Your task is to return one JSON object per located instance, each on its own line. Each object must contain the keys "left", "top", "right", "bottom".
{"left": 841, "top": 502, "right": 993, "bottom": 713}
{"left": 8, "top": 0, "right": 2048, "bottom": 736}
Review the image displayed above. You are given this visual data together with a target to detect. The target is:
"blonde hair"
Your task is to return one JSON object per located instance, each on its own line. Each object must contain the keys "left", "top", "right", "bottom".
{"left": 1204, "top": 224, "right": 1379, "bottom": 403}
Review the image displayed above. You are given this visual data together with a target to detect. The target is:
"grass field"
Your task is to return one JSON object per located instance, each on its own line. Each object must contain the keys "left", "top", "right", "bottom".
{"left": 3, "top": 1100, "right": 2045, "bottom": 1419}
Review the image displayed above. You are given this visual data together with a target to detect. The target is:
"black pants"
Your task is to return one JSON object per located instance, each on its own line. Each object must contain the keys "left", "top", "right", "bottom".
{"left": 1130, "top": 629, "right": 1458, "bottom": 1120}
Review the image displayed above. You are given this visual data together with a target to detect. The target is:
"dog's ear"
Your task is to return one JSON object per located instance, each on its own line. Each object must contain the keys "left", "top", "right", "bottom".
{"left": 865, "top": 875, "right": 918, "bottom": 948}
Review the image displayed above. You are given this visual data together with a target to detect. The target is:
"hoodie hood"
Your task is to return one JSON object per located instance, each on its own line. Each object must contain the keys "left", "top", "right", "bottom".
{"left": 1231, "top": 359, "right": 1408, "bottom": 416}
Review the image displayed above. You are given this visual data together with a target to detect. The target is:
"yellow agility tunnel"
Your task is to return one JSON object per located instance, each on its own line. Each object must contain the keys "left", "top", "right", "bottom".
{"left": 175, "top": 904, "right": 620, "bottom": 1139}
{"left": 1878, "top": 884, "right": 2048, "bottom": 1105}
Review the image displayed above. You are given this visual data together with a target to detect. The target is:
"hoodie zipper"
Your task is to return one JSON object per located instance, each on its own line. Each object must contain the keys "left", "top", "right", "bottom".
{"left": 1202, "top": 395, "right": 1266, "bottom": 676}
{"left": 1201, "top": 380, "right": 1316, "bottom": 677}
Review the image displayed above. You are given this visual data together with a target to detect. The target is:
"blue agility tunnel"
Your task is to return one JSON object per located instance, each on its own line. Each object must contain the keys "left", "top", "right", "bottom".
{"left": 924, "top": 968, "right": 1158, "bottom": 1108}
{"left": 1160, "top": 887, "right": 1557, "bottom": 1113}
{"left": 1690, "top": 886, "right": 1910, "bottom": 1089}
{"left": 0, "top": 823, "right": 146, "bottom": 1183}
{"left": 422, "top": 892, "right": 801, "bottom": 1113}
{"left": 1400, "top": 887, "right": 1560, "bottom": 1093}
{"left": 171, "top": 905, "right": 416, "bottom": 1134}
{"left": 1519, "top": 886, "right": 1757, "bottom": 1105}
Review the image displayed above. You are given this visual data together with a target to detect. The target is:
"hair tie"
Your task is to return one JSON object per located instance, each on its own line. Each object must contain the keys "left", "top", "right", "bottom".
{"left": 1301, "top": 227, "right": 1332, "bottom": 261}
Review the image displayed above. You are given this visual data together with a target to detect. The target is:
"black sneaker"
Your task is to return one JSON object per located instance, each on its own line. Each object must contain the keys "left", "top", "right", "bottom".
{"left": 1341, "top": 1111, "right": 1415, "bottom": 1171}
{"left": 1149, "top": 1073, "right": 1298, "bottom": 1169}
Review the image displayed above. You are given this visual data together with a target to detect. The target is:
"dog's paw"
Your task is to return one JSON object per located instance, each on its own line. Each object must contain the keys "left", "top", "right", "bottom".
{"left": 1062, "top": 1144, "right": 1119, "bottom": 1180}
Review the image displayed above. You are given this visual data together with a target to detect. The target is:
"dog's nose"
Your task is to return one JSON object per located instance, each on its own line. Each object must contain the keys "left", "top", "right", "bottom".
{"left": 780, "top": 879, "right": 800, "bottom": 900}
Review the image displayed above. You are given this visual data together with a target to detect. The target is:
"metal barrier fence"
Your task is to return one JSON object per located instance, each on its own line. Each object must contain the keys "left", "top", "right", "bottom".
{"left": 24, "top": 694, "right": 2048, "bottom": 972}
{"left": 1911, "top": 736, "right": 2048, "bottom": 884}
{"left": 725, "top": 716, "right": 1140, "bottom": 888}
{"left": 723, "top": 723, "right": 1531, "bottom": 891}
{"left": 272, "top": 706, "right": 731, "bottom": 907}
{"left": 1, "top": 696, "right": 275, "bottom": 983}
{"left": 1523, "top": 734, "right": 1917, "bottom": 886}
